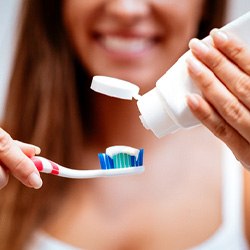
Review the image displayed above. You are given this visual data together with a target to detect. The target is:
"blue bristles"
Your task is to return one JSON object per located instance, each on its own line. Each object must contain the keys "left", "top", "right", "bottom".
{"left": 136, "top": 149, "right": 144, "bottom": 166}
{"left": 98, "top": 149, "right": 144, "bottom": 170}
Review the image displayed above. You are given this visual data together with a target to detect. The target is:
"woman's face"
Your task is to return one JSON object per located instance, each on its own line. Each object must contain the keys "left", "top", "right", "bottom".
{"left": 63, "top": 0, "right": 204, "bottom": 91}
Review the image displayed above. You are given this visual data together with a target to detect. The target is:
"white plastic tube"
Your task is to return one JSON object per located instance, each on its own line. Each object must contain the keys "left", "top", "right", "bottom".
{"left": 137, "top": 11, "right": 250, "bottom": 138}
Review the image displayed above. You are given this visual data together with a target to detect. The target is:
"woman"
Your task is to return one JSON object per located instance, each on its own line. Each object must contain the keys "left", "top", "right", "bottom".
{"left": 1, "top": 0, "right": 250, "bottom": 249}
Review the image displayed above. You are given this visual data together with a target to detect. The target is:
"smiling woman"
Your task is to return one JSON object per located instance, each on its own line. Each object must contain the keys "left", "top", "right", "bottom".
{"left": 2, "top": 1, "right": 250, "bottom": 250}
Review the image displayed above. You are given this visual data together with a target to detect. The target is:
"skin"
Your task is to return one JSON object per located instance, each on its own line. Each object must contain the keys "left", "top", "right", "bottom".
{"left": 1, "top": 0, "right": 250, "bottom": 249}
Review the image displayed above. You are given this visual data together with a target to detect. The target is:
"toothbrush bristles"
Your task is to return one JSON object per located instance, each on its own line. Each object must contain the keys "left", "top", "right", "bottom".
{"left": 98, "top": 149, "right": 144, "bottom": 170}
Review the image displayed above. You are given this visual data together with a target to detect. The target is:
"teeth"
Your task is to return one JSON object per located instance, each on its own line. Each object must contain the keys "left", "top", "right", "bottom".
{"left": 101, "top": 36, "right": 151, "bottom": 53}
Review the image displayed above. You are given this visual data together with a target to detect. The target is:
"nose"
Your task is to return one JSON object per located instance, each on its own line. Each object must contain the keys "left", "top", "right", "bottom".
{"left": 104, "top": 0, "right": 150, "bottom": 24}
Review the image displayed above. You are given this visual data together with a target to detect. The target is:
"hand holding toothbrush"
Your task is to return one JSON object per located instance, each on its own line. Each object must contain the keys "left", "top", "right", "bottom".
{"left": 186, "top": 29, "right": 250, "bottom": 169}
{"left": 0, "top": 128, "right": 143, "bottom": 189}
{"left": 0, "top": 128, "right": 42, "bottom": 189}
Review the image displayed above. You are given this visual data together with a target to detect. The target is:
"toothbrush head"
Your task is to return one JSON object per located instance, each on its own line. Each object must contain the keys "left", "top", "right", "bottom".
{"left": 98, "top": 146, "right": 144, "bottom": 169}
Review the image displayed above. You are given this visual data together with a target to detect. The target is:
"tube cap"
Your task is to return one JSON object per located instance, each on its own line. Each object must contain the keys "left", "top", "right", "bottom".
{"left": 137, "top": 88, "right": 179, "bottom": 137}
{"left": 91, "top": 76, "right": 140, "bottom": 100}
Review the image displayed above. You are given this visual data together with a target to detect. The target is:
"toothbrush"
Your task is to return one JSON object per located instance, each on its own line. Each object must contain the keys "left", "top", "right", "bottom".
{"left": 31, "top": 146, "right": 144, "bottom": 179}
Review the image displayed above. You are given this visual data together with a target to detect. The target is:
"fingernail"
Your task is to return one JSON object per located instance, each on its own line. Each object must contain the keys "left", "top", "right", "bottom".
{"left": 186, "top": 56, "right": 203, "bottom": 75}
{"left": 186, "top": 94, "right": 200, "bottom": 110}
{"left": 211, "top": 29, "right": 228, "bottom": 43}
{"left": 34, "top": 146, "right": 41, "bottom": 155}
{"left": 28, "top": 172, "right": 43, "bottom": 189}
{"left": 189, "top": 38, "right": 210, "bottom": 54}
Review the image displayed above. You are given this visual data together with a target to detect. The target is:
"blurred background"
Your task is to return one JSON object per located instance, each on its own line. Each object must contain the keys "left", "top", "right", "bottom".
{"left": 0, "top": 0, "right": 250, "bottom": 120}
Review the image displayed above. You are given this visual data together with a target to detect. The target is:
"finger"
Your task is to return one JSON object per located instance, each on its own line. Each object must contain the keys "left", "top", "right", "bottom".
{"left": 189, "top": 38, "right": 250, "bottom": 109}
{"left": 14, "top": 140, "right": 41, "bottom": 158}
{"left": 0, "top": 128, "right": 43, "bottom": 189}
{"left": 0, "top": 165, "right": 9, "bottom": 189}
{"left": 210, "top": 29, "right": 250, "bottom": 75}
{"left": 186, "top": 55, "right": 250, "bottom": 142}
{"left": 186, "top": 94, "right": 250, "bottom": 167}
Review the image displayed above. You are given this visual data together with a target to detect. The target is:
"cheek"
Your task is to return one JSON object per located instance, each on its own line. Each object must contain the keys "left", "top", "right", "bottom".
{"left": 62, "top": 0, "right": 92, "bottom": 56}
{"left": 164, "top": 4, "right": 203, "bottom": 53}
{"left": 158, "top": 1, "right": 204, "bottom": 36}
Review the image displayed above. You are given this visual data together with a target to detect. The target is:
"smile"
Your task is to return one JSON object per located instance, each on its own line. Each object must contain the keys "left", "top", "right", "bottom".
{"left": 100, "top": 35, "right": 154, "bottom": 54}
{"left": 91, "top": 29, "right": 163, "bottom": 59}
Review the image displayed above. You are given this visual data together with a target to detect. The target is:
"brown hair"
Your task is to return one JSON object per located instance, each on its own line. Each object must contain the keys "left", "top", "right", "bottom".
{"left": 198, "top": 0, "right": 228, "bottom": 38}
{"left": 0, "top": 1, "right": 86, "bottom": 249}
{"left": 0, "top": 0, "right": 227, "bottom": 249}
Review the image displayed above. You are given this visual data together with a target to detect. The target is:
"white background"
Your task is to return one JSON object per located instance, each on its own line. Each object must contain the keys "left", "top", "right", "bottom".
{"left": 0, "top": 0, "right": 250, "bottom": 119}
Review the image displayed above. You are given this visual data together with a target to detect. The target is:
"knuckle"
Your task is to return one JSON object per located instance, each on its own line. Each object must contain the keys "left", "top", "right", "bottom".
{"left": 228, "top": 44, "right": 244, "bottom": 61}
{"left": 198, "top": 108, "right": 212, "bottom": 123}
{"left": 234, "top": 75, "right": 250, "bottom": 99}
{"left": 212, "top": 121, "right": 229, "bottom": 138}
{"left": 198, "top": 75, "right": 214, "bottom": 91}
{"left": 12, "top": 156, "right": 32, "bottom": 179}
{"left": 209, "top": 53, "right": 224, "bottom": 71}
{"left": 222, "top": 99, "right": 243, "bottom": 123}
{"left": 0, "top": 129, "right": 12, "bottom": 154}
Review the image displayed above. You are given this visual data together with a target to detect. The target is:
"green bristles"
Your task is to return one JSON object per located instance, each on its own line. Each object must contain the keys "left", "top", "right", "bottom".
{"left": 113, "top": 153, "right": 131, "bottom": 168}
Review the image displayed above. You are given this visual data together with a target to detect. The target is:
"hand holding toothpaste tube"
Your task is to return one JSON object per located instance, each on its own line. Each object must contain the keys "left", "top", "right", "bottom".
{"left": 187, "top": 28, "right": 250, "bottom": 169}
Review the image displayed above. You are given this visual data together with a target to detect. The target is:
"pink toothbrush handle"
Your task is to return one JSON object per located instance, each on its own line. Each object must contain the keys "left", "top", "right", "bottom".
{"left": 32, "top": 156, "right": 60, "bottom": 175}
